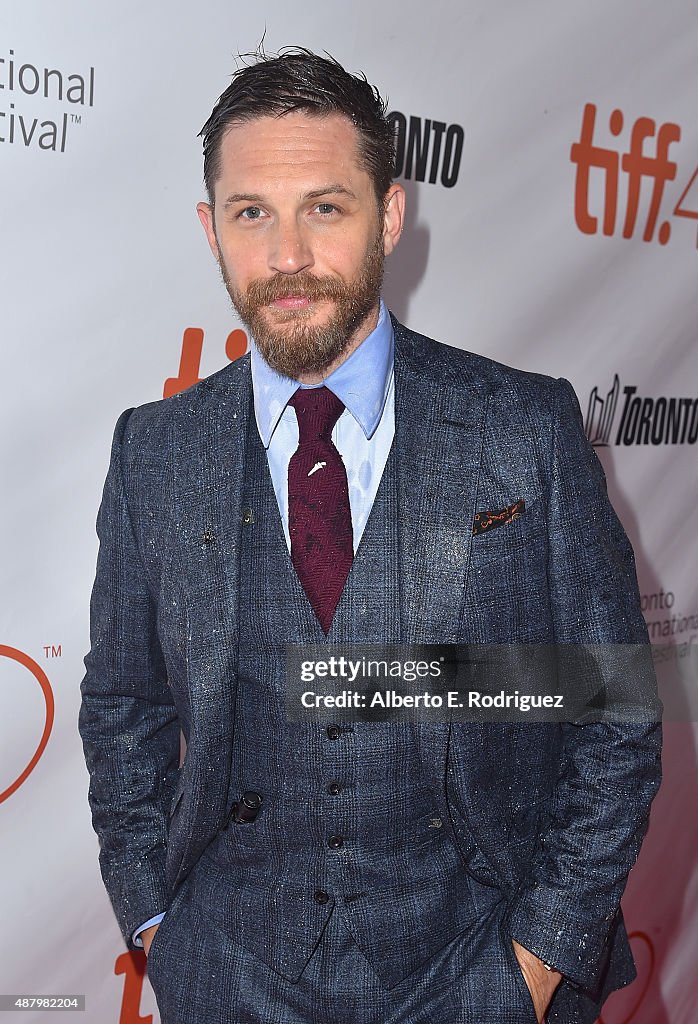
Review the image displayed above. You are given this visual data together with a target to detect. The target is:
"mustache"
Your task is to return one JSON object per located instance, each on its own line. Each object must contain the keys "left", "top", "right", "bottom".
{"left": 244, "top": 273, "right": 347, "bottom": 306}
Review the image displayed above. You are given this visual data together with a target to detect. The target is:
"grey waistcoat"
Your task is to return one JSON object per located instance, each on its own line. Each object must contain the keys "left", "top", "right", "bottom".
{"left": 190, "top": 405, "right": 494, "bottom": 988}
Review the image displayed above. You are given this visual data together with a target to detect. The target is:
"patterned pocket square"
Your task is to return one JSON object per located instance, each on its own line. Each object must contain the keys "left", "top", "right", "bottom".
{"left": 472, "top": 499, "right": 525, "bottom": 536}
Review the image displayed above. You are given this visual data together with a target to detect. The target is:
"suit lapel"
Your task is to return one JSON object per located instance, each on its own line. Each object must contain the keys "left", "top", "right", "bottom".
{"left": 393, "top": 321, "right": 490, "bottom": 643}
{"left": 392, "top": 320, "right": 491, "bottom": 829}
{"left": 167, "top": 359, "right": 252, "bottom": 888}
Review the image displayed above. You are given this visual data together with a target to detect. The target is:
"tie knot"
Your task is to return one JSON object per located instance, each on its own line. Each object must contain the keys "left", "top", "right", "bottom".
{"left": 288, "top": 386, "right": 345, "bottom": 442}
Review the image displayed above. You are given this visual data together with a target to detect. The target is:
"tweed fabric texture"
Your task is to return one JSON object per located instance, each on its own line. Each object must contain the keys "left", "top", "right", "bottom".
{"left": 147, "top": 856, "right": 627, "bottom": 1024}
{"left": 147, "top": 876, "right": 527, "bottom": 1024}
{"left": 192, "top": 404, "right": 482, "bottom": 990}
{"left": 79, "top": 316, "right": 662, "bottom": 1022}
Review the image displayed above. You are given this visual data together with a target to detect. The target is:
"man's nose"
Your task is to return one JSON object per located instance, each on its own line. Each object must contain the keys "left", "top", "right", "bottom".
{"left": 268, "top": 218, "right": 314, "bottom": 275}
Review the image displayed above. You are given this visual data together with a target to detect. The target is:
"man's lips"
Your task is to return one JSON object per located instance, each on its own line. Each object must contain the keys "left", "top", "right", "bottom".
{"left": 269, "top": 295, "right": 314, "bottom": 309}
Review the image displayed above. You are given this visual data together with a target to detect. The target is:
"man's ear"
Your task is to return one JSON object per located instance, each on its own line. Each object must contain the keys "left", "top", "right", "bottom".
{"left": 196, "top": 201, "right": 219, "bottom": 259}
{"left": 382, "top": 183, "right": 406, "bottom": 257}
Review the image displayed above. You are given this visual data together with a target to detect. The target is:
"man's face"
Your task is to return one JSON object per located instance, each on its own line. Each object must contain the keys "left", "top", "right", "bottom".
{"left": 197, "top": 111, "right": 404, "bottom": 381}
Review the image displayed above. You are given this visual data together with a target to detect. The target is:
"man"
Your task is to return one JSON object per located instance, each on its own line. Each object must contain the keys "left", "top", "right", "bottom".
{"left": 79, "top": 49, "right": 662, "bottom": 1024}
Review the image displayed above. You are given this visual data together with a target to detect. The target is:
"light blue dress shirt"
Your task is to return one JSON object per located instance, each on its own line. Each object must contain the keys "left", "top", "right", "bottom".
{"left": 132, "top": 300, "right": 395, "bottom": 948}
{"left": 252, "top": 298, "right": 395, "bottom": 552}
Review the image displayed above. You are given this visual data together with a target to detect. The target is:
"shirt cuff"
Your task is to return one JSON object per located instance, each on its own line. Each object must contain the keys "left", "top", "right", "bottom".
{"left": 132, "top": 912, "right": 166, "bottom": 948}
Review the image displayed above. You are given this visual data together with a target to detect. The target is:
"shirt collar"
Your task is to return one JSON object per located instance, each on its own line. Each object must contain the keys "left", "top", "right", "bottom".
{"left": 250, "top": 298, "right": 394, "bottom": 447}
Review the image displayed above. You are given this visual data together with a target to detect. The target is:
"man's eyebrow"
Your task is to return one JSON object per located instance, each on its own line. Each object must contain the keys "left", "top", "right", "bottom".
{"left": 222, "top": 185, "right": 358, "bottom": 209}
{"left": 222, "top": 192, "right": 266, "bottom": 208}
{"left": 303, "top": 185, "right": 358, "bottom": 201}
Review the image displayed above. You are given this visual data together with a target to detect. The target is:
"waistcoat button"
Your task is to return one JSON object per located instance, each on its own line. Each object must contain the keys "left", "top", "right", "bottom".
{"left": 314, "top": 889, "right": 330, "bottom": 905}
{"left": 326, "top": 724, "right": 341, "bottom": 740}
{"left": 328, "top": 835, "right": 344, "bottom": 849}
{"left": 327, "top": 782, "right": 342, "bottom": 796}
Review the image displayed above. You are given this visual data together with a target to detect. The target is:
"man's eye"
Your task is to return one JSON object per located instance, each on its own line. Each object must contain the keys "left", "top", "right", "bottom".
{"left": 316, "top": 203, "right": 338, "bottom": 215}
{"left": 240, "top": 206, "right": 262, "bottom": 220}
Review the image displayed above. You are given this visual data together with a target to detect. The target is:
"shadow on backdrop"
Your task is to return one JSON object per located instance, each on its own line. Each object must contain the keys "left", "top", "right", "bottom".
{"left": 382, "top": 179, "right": 430, "bottom": 324}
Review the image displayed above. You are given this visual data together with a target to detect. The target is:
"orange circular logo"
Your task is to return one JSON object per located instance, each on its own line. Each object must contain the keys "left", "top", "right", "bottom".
{"left": 0, "top": 645, "right": 54, "bottom": 804}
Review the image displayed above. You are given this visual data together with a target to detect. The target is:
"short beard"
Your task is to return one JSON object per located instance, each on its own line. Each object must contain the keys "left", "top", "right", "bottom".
{"left": 218, "top": 234, "right": 385, "bottom": 379}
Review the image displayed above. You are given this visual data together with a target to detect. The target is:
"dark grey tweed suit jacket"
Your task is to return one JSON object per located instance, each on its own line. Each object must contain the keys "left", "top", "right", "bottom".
{"left": 79, "top": 316, "right": 662, "bottom": 999}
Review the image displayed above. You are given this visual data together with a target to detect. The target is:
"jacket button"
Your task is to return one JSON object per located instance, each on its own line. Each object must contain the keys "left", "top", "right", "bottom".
{"left": 327, "top": 782, "right": 342, "bottom": 796}
{"left": 328, "top": 835, "right": 344, "bottom": 849}
{"left": 326, "top": 724, "right": 341, "bottom": 740}
{"left": 314, "top": 889, "right": 330, "bottom": 905}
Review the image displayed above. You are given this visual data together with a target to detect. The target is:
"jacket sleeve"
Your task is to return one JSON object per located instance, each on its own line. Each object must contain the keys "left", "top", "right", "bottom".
{"left": 78, "top": 408, "right": 181, "bottom": 949}
{"left": 506, "top": 377, "right": 663, "bottom": 989}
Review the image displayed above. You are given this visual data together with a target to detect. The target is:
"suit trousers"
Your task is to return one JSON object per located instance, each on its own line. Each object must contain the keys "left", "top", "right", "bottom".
{"left": 146, "top": 857, "right": 562, "bottom": 1024}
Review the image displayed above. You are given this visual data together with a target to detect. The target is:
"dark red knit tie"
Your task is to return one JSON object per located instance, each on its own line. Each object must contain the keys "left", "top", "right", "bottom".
{"left": 287, "top": 387, "right": 353, "bottom": 633}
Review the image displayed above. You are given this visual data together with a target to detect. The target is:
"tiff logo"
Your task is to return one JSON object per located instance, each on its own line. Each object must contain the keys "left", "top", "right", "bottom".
{"left": 164, "top": 326, "right": 248, "bottom": 398}
{"left": 570, "top": 103, "right": 698, "bottom": 246}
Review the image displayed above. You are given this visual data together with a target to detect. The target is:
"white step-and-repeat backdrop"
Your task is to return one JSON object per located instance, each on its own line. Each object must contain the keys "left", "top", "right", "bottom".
{"left": 1, "top": 2, "right": 696, "bottom": 1021}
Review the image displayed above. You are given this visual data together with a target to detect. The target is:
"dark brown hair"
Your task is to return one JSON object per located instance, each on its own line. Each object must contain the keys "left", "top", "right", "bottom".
{"left": 199, "top": 47, "right": 395, "bottom": 208}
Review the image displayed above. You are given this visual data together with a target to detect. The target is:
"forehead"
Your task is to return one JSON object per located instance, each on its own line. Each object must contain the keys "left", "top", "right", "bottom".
{"left": 214, "top": 111, "right": 370, "bottom": 198}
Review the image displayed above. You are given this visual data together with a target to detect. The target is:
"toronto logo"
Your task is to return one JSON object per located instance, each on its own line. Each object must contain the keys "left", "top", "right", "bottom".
{"left": 585, "top": 375, "right": 698, "bottom": 446}
{"left": 387, "top": 111, "right": 464, "bottom": 188}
